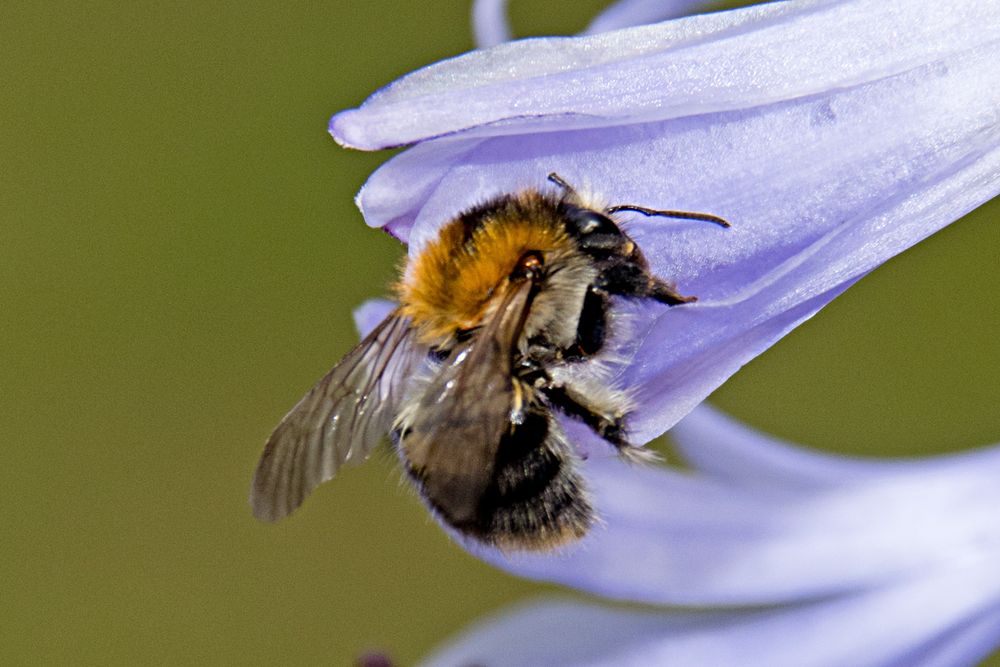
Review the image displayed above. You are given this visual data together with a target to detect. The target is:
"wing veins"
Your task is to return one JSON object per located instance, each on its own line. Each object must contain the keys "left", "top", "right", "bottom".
{"left": 251, "top": 310, "right": 422, "bottom": 521}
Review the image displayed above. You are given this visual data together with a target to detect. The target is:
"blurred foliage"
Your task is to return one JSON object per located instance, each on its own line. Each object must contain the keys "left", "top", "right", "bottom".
{"left": 1, "top": 1, "right": 997, "bottom": 664}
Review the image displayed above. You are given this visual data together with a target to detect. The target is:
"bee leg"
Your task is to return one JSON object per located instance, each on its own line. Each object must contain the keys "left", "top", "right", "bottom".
{"left": 561, "top": 287, "right": 608, "bottom": 360}
{"left": 647, "top": 278, "right": 698, "bottom": 306}
{"left": 595, "top": 263, "right": 697, "bottom": 306}
{"left": 540, "top": 385, "right": 625, "bottom": 445}
{"left": 542, "top": 384, "right": 659, "bottom": 463}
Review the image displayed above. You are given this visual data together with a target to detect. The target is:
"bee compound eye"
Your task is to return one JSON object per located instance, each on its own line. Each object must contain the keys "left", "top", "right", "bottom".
{"left": 568, "top": 208, "right": 621, "bottom": 238}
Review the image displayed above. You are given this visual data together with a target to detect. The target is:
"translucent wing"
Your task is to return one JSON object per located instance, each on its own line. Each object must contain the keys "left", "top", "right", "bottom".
{"left": 250, "top": 311, "right": 423, "bottom": 522}
{"left": 399, "top": 277, "right": 538, "bottom": 528}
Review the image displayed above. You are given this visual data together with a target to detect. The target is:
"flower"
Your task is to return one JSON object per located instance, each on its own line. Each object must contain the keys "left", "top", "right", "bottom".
{"left": 420, "top": 406, "right": 1000, "bottom": 667}
{"left": 331, "top": 0, "right": 1000, "bottom": 447}
{"left": 340, "top": 0, "right": 1000, "bottom": 662}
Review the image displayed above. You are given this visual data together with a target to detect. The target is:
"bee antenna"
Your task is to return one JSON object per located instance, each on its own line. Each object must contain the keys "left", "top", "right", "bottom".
{"left": 547, "top": 172, "right": 576, "bottom": 197}
{"left": 605, "top": 204, "right": 731, "bottom": 229}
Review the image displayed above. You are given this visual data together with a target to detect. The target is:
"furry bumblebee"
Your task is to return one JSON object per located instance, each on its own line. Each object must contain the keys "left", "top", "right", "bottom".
{"left": 250, "top": 174, "right": 728, "bottom": 551}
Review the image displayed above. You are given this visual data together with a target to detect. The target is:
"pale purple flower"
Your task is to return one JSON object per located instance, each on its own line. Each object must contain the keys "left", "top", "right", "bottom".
{"left": 338, "top": 0, "right": 1000, "bottom": 664}
{"left": 332, "top": 0, "right": 1000, "bottom": 446}
{"left": 420, "top": 406, "right": 1000, "bottom": 667}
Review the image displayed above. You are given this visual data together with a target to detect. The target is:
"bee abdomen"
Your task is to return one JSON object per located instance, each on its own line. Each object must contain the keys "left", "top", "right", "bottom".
{"left": 400, "top": 408, "right": 593, "bottom": 551}
{"left": 470, "top": 411, "right": 593, "bottom": 551}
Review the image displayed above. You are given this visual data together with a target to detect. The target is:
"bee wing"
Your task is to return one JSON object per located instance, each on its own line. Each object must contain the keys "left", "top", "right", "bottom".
{"left": 251, "top": 311, "right": 422, "bottom": 522}
{"left": 400, "top": 277, "right": 538, "bottom": 526}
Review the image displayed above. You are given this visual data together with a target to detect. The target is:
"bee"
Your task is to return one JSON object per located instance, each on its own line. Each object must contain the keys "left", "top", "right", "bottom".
{"left": 250, "top": 173, "right": 728, "bottom": 551}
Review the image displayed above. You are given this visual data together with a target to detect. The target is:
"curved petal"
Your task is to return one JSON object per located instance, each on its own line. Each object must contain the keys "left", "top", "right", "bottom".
{"left": 423, "top": 563, "right": 1000, "bottom": 667}
{"left": 671, "top": 404, "right": 1000, "bottom": 490}
{"left": 585, "top": 0, "right": 720, "bottom": 34}
{"left": 331, "top": 0, "right": 1000, "bottom": 150}
{"left": 348, "top": 31, "right": 1000, "bottom": 437}
{"left": 898, "top": 606, "right": 1000, "bottom": 667}
{"left": 353, "top": 299, "right": 397, "bottom": 337}
{"left": 423, "top": 598, "right": 692, "bottom": 667}
{"left": 472, "top": 0, "right": 511, "bottom": 49}
{"left": 339, "top": 0, "right": 1000, "bottom": 614}
{"left": 342, "top": 301, "right": 1000, "bottom": 608}
{"left": 466, "top": 430, "right": 1000, "bottom": 606}
{"left": 473, "top": 0, "right": 715, "bottom": 51}
{"left": 349, "top": 309, "right": 1000, "bottom": 611}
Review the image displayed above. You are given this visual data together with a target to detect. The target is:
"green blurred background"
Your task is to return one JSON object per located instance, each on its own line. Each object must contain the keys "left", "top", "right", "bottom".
{"left": 2, "top": 1, "right": 998, "bottom": 664}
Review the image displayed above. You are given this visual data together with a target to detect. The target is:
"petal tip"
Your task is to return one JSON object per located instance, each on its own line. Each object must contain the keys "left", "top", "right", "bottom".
{"left": 328, "top": 110, "right": 368, "bottom": 149}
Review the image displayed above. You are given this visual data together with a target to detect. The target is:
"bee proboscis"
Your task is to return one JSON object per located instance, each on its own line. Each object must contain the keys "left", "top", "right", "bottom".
{"left": 250, "top": 173, "right": 728, "bottom": 551}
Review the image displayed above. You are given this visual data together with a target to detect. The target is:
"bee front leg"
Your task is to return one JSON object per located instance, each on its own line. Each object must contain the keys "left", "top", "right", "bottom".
{"left": 647, "top": 277, "right": 698, "bottom": 306}
{"left": 542, "top": 384, "right": 658, "bottom": 463}
{"left": 595, "top": 261, "right": 697, "bottom": 306}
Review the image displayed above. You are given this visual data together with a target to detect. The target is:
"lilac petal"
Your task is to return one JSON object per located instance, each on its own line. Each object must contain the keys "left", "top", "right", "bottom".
{"left": 585, "top": 0, "right": 718, "bottom": 34}
{"left": 423, "top": 563, "right": 1000, "bottom": 667}
{"left": 472, "top": 0, "right": 712, "bottom": 49}
{"left": 348, "top": 30, "right": 1000, "bottom": 440}
{"left": 900, "top": 606, "right": 1000, "bottom": 667}
{"left": 351, "top": 138, "right": 483, "bottom": 241}
{"left": 336, "top": 1, "right": 1000, "bottom": 613}
{"left": 331, "top": 1, "right": 1000, "bottom": 150}
{"left": 472, "top": 0, "right": 511, "bottom": 49}
{"left": 353, "top": 299, "right": 397, "bottom": 338}
{"left": 468, "top": 433, "right": 1000, "bottom": 606}
{"left": 342, "top": 301, "right": 1000, "bottom": 611}
{"left": 671, "top": 404, "right": 1000, "bottom": 490}
{"left": 423, "top": 598, "right": 700, "bottom": 667}
{"left": 336, "top": 321, "right": 1000, "bottom": 609}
